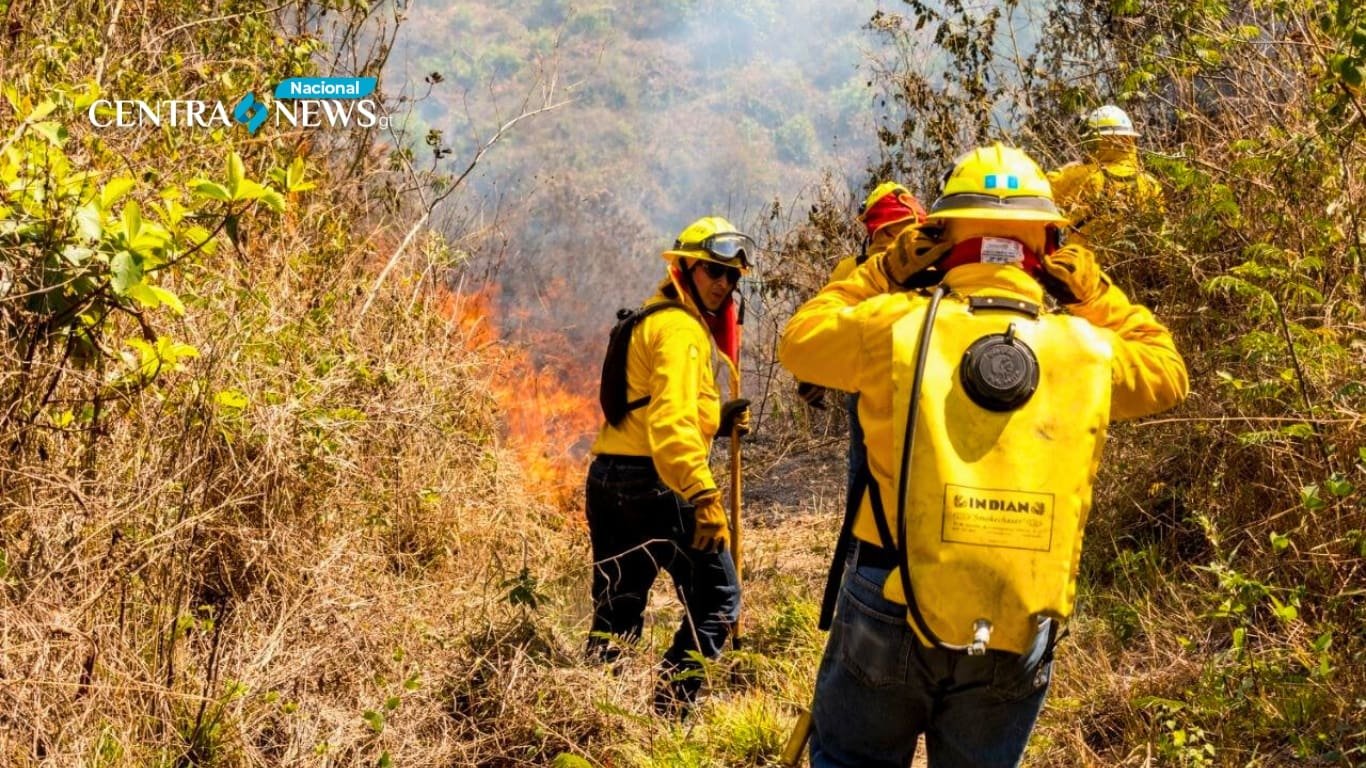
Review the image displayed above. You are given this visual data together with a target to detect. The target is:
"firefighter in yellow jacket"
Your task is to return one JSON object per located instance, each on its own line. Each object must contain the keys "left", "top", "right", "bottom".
{"left": 586, "top": 216, "right": 753, "bottom": 717}
{"left": 780, "top": 144, "right": 1188, "bottom": 767}
{"left": 797, "top": 181, "right": 925, "bottom": 411}
{"left": 1049, "top": 105, "right": 1165, "bottom": 257}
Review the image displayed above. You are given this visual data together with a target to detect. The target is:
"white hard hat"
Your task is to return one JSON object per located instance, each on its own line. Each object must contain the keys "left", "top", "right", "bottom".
{"left": 1085, "top": 105, "right": 1139, "bottom": 137}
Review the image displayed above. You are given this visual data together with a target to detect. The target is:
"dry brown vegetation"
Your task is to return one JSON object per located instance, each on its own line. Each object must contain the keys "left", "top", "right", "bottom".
{"left": 2, "top": 1, "right": 1364, "bottom": 767}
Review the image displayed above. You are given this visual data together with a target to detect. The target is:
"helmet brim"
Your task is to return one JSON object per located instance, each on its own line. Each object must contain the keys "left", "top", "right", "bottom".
{"left": 927, "top": 208, "right": 1069, "bottom": 223}
{"left": 661, "top": 250, "right": 753, "bottom": 273}
{"left": 928, "top": 193, "right": 1068, "bottom": 224}
{"left": 1090, "top": 128, "right": 1140, "bottom": 138}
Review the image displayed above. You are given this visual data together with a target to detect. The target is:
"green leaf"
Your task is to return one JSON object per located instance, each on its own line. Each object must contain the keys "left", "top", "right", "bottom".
{"left": 1201, "top": 275, "right": 1266, "bottom": 299}
{"left": 190, "top": 180, "right": 231, "bottom": 201}
{"left": 384, "top": 695, "right": 400, "bottom": 711}
{"left": 155, "top": 337, "right": 198, "bottom": 364}
{"left": 286, "top": 156, "right": 316, "bottom": 193}
{"left": 1324, "top": 473, "right": 1353, "bottom": 497}
{"left": 1343, "top": 64, "right": 1364, "bottom": 89}
{"left": 125, "top": 282, "right": 161, "bottom": 309}
{"left": 231, "top": 178, "right": 267, "bottom": 202}
{"left": 100, "top": 177, "right": 136, "bottom": 211}
{"left": 75, "top": 203, "right": 103, "bottom": 241}
{"left": 0, "top": 86, "right": 18, "bottom": 115}
{"left": 1301, "top": 484, "right": 1326, "bottom": 511}
{"left": 183, "top": 224, "right": 218, "bottom": 256}
{"left": 109, "top": 251, "right": 143, "bottom": 294}
{"left": 1269, "top": 531, "right": 1290, "bottom": 553}
{"left": 361, "top": 709, "right": 384, "bottom": 734}
{"left": 260, "top": 189, "right": 286, "bottom": 214}
{"left": 24, "top": 99, "right": 57, "bottom": 122}
{"left": 149, "top": 285, "right": 185, "bottom": 315}
{"left": 121, "top": 201, "right": 141, "bottom": 242}
{"left": 227, "top": 152, "right": 245, "bottom": 196}
{"left": 70, "top": 80, "right": 101, "bottom": 110}
{"left": 215, "top": 389, "right": 249, "bottom": 411}
{"left": 30, "top": 121, "right": 67, "bottom": 146}
{"left": 1280, "top": 423, "right": 1315, "bottom": 439}
{"left": 287, "top": 156, "right": 305, "bottom": 190}
{"left": 551, "top": 755, "right": 592, "bottom": 768}
{"left": 61, "top": 245, "right": 94, "bottom": 265}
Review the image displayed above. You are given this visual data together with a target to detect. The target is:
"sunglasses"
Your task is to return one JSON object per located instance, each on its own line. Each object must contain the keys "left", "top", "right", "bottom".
{"left": 693, "top": 260, "right": 742, "bottom": 284}
{"left": 673, "top": 232, "right": 756, "bottom": 268}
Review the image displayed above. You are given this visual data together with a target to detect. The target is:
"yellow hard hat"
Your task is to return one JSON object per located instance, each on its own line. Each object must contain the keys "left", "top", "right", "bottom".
{"left": 858, "top": 181, "right": 927, "bottom": 236}
{"left": 661, "top": 215, "right": 755, "bottom": 272}
{"left": 926, "top": 143, "right": 1067, "bottom": 223}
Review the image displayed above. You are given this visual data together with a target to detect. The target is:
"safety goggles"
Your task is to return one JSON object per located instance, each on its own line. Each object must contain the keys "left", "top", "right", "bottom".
{"left": 673, "top": 232, "right": 756, "bottom": 269}
{"left": 692, "top": 260, "right": 742, "bottom": 284}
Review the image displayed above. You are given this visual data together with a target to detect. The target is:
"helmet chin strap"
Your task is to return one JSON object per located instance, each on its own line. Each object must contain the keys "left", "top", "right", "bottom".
{"left": 679, "top": 259, "right": 721, "bottom": 316}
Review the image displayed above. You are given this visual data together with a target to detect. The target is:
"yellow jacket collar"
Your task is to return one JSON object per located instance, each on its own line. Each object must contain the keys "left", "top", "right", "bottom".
{"left": 1091, "top": 144, "right": 1141, "bottom": 175}
{"left": 942, "top": 262, "right": 1047, "bottom": 305}
{"left": 655, "top": 271, "right": 705, "bottom": 317}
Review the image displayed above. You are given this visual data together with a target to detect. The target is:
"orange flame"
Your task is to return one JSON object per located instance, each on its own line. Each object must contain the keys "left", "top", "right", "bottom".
{"left": 441, "top": 285, "right": 599, "bottom": 512}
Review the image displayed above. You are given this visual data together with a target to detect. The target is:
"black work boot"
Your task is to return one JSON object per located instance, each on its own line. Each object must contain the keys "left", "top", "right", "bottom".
{"left": 585, "top": 635, "right": 621, "bottom": 665}
{"left": 652, "top": 664, "right": 703, "bottom": 720}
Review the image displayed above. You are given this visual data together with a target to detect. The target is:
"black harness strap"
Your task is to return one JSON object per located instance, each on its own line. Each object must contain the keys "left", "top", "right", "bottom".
{"left": 818, "top": 462, "right": 869, "bottom": 631}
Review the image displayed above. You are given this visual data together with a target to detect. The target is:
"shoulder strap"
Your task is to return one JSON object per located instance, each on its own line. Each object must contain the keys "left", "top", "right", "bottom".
{"left": 599, "top": 300, "right": 688, "bottom": 426}
{"left": 818, "top": 459, "right": 869, "bottom": 631}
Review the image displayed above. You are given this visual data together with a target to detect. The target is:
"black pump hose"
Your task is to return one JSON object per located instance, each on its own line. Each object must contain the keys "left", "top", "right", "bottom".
{"left": 893, "top": 284, "right": 973, "bottom": 653}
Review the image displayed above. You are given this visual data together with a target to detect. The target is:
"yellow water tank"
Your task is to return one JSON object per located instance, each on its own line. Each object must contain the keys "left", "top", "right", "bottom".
{"left": 880, "top": 293, "right": 1114, "bottom": 655}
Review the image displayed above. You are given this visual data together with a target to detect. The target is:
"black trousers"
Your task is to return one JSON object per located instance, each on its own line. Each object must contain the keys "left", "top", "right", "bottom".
{"left": 584, "top": 455, "right": 740, "bottom": 677}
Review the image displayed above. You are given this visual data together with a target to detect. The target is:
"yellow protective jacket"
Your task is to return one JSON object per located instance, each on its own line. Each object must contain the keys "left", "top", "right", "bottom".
{"left": 828, "top": 223, "right": 908, "bottom": 283}
{"left": 1048, "top": 145, "right": 1165, "bottom": 247}
{"left": 590, "top": 277, "right": 725, "bottom": 500}
{"left": 778, "top": 259, "right": 1189, "bottom": 557}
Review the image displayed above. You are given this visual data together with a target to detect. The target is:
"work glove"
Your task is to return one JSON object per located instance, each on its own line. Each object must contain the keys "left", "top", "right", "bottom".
{"left": 718, "top": 398, "right": 752, "bottom": 437}
{"left": 879, "top": 223, "right": 952, "bottom": 288}
{"left": 689, "top": 490, "right": 730, "bottom": 553}
{"left": 796, "top": 381, "right": 826, "bottom": 410}
{"left": 1040, "top": 244, "right": 1108, "bottom": 305}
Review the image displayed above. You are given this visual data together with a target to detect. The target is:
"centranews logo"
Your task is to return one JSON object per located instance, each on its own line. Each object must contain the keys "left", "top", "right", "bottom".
{"left": 233, "top": 93, "right": 268, "bottom": 134}
{"left": 88, "top": 77, "right": 388, "bottom": 134}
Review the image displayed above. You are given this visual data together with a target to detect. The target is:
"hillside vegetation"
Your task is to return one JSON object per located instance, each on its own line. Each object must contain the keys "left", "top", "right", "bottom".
{"left": 1, "top": 1, "right": 1363, "bottom": 767}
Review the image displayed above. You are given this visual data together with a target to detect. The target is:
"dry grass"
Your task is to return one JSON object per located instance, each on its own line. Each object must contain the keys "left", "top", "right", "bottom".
{"left": 4, "top": 2, "right": 1364, "bottom": 767}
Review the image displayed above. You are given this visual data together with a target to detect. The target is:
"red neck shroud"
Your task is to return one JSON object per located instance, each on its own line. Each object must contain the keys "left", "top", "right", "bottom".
{"left": 706, "top": 297, "right": 740, "bottom": 366}
{"left": 937, "top": 237, "right": 1044, "bottom": 279}
{"left": 863, "top": 191, "right": 927, "bottom": 237}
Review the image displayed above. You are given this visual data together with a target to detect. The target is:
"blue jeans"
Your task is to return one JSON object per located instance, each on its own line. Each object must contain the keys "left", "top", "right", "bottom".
{"left": 809, "top": 557, "right": 1053, "bottom": 768}
{"left": 584, "top": 455, "right": 740, "bottom": 693}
